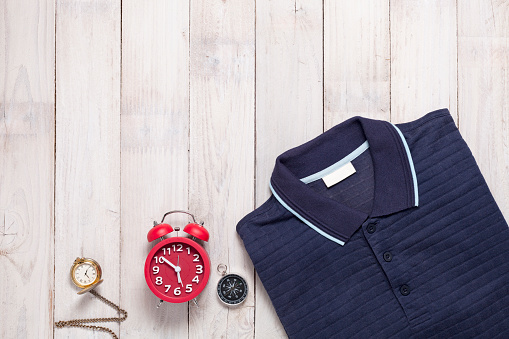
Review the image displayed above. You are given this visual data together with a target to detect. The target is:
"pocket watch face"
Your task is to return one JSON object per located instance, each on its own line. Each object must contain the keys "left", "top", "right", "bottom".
{"left": 71, "top": 258, "right": 102, "bottom": 288}
{"left": 217, "top": 274, "right": 248, "bottom": 305}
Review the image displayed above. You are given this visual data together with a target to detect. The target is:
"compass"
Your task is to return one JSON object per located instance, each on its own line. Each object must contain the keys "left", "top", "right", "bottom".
{"left": 216, "top": 264, "right": 248, "bottom": 306}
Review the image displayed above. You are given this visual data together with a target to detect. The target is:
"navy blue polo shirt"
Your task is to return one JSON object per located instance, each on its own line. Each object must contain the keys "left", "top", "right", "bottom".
{"left": 237, "top": 109, "right": 509, "bottom": 338}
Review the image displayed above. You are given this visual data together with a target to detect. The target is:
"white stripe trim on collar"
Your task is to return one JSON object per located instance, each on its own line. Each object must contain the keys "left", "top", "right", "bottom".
{"left": 390, "top": 123, "right": 419, "bottom": 207}
{"left": 300, "top": 140, "right": 370, "bottom": 184}
{"left": 269, "top": 182, "right": 346, "bottom": 246}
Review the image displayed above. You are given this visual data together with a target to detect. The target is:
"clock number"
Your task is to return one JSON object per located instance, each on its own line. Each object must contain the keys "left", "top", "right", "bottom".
{"left": 165, "top": 285, "right": 171, "bottom": 293}
{"left": 186, "top": 247, "right": 190, "bottom": 255}
{"left": 155, "top": 277, "right": 163, "bottom": 286}
{"left": 174, "top": 287, "right": 181, "bottom": 296}
{"left": 172, "top": 244, "right": 183, "bottom": 252}
{"left": 152, "top": 266, "right": 160, "bottom": 275}
{"left": 192, "top": 275, "right": 199, "bottom": 283}
{"left": 186, "top": 284, "right": 193, "bottom": 293}
{"left": 193, "top": 254, "right": 200, "bottom": 262}
{"left": 154, "top": 256, "right": 164, "bottom": 264}
{"left": 196, "top": 265, "right": 203, "bottom": 274}
{"left": 163, "top": 248, "right": 171, "bottom": 256}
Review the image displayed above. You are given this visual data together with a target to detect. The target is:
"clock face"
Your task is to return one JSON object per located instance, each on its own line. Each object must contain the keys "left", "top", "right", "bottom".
{"left": 217, "top": 274, "right": 248, "bottom": 305}
{"left": 74, "top": 263, "right": 97, "bottom": 286}
{"left": 144, "top": 237, "right": 210, "bottom": 303}
{"left": 71, "top": 258, "right": 102, "bottom": 289}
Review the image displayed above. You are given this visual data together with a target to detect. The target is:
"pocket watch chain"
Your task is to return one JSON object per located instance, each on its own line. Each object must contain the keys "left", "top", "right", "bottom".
{"left": 54, "top": 289, "right": 128, "bottom": 339}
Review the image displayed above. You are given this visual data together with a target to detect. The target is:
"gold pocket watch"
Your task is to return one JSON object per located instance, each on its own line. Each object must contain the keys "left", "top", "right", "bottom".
{"left": 55, "top": 257, "right": 127, "bottom": 339}
{"left": 70, "top": 257, "right": 103, "bottom": 294}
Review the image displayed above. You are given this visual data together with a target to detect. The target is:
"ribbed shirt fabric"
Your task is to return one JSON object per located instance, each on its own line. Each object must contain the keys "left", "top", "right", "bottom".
{"left": 236, "top": 109, "right": 509, "bottom": 338}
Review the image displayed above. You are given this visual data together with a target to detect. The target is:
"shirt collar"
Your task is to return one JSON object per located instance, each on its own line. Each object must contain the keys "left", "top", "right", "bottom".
{"left": 269, "top": 116, "right": 418, "bottom": 246}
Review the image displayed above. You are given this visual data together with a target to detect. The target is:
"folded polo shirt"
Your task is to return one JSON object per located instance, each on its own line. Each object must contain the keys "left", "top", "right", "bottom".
{"left": 237, "top": 108, "right": 509, "bottom": 338}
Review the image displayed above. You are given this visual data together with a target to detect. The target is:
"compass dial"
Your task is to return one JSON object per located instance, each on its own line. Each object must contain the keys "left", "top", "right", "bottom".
{"left": 217, "top": 274, "right": 248, "bottom": 306}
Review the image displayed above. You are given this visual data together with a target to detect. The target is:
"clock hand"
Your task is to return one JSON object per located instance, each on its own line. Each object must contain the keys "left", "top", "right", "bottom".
{"left": 176, "top": 255, "right": 183, "bottom": 287}
{"left": 161, "top": 257, "right": 177, "bottom": 270}
{"left": 176, "top": 271, "right": 183, "bottom": 287}
{"left": 161, "top": 257, "right": 183, "bottom": 285}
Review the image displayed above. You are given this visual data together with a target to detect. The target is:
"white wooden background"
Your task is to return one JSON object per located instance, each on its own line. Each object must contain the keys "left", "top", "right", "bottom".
{"left": 1, "top": 0, "right": 508, "bottom": 338}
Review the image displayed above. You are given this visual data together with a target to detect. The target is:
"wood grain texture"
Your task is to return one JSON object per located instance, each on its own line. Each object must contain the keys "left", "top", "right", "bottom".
{"left": 390, "top": 0, "right": 458, "bottom": 123}
{"left": 3, "top": 1, "right": 509, "bottom": 337}
{"left": 255, "top": 1, "right": 323, "bottom": 338}
{"left": 189, "top": 0, "right": 255, "bottom": 338}
{"left": 54, "top": 0, "right": 121, "bottom": 338}
{"left": 0, "top": 0, "right": 55, "bottom": 337}
{"left": 458, "top": 0, "right": 509, "bottom": 218}
{"left": 120, "top": 0, "right": 190, "bottom": 337}
{"left": 324, "top": 0, "right": 390, "bottom": 128}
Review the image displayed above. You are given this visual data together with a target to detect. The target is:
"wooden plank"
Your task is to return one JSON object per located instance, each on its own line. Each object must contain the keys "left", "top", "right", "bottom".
{"left": 255, "top": 0, "right": 323, "bottom": 337}
{"left": 390, "top": 0, "right": 458, "bottom": 123}
{"left": 54, "top": 0, "right": 121, "bottom": 337}
{"left": 458, "top": 0, "right": 509, "bottom": 217}
{"left": 324, "top": 0, "right": 390, "bottom": 127}
{"left": 120, "top": 0, "right": 190, "bottom": 337}
{"left": 189, "top": 0, "right": 255, "bottom": 338}
{"left": 0, "top": 0, "right": 55, "bottom": 337}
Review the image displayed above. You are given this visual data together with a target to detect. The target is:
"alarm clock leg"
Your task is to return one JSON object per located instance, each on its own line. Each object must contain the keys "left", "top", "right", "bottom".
{"left": 192, "top": 298, "right": 199, "bottom": 307}
{"left": 156, "top": 299, "right": 164, "bottom": 308}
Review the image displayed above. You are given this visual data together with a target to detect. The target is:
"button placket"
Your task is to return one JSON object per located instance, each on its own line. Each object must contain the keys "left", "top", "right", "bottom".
{"left": 363, "top": 217, "right": 430, "bottom": 327}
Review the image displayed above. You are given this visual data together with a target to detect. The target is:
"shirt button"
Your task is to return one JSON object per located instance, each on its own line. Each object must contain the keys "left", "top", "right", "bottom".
{"left": 383, "top": 252, "right": 392, "bottom": 262}
{"left": 400, "top": 284, "right": 410, "bottom": 296}
{"left": 366, "top": 223, "right": 377, "bottom": 234}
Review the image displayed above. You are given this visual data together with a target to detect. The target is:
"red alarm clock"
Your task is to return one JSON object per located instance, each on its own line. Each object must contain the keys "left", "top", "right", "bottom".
{"left": 145, "top": 211, "right": 210, "bottom": 304}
